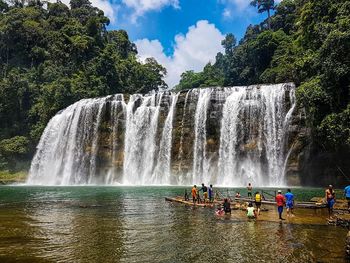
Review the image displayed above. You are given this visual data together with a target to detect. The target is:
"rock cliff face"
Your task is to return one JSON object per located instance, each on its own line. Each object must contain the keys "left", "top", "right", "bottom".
{"left": 27, "top": 83, "right": 326, "bottom": 186}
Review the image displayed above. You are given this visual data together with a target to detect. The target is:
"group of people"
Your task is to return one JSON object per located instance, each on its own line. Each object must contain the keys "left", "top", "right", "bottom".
{"left": 188, "top": 182, "right": 296, "bottom": 220}
{"left": 186, "top": 182, "right": 350, "bottom": 220}
{"left": 190, "top": 183, "right": 215, "bottom": 204}
{"left": 245, "top": 188, "right": 294, "bottom": 220}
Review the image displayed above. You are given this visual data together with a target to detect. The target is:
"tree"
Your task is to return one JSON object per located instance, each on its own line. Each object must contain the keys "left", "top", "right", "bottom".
{"left": 221, "top": 33, "right": 236, "bottom": 56}
{"left": 250, "top": 0, "right": 275, "bottom": 29}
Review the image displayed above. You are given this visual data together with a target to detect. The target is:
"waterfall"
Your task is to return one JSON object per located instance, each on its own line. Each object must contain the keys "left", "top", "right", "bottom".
{"left": 28, "top": 97, "right": 112, "bottom": 185}
{"left": 217, "top": 84, "right": 296, "bottom": 186}
{"left": 192, "top": 88, "right": 212, "bottom": 184}
{"left": 177, "top": 90, "right": 190, "bottom": 167}
{"left": 217, "top": 88, "right": 246, "bottom": 186}
{"left": 123, "top": 92, "right": 164, "bottom": 185}
{"left": 106, "top": 95, "right": 126, "bottom": 184}
{"left": 153, "top": 93, "right": 179, "bottom": 184}
{"left": 27, "top": 83, "right": 296, "bottom": 186}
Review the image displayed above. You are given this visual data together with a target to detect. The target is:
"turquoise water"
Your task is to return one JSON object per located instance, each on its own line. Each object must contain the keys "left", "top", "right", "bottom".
{"left": 0, "top": 186, "right": 347, "bottom": 262}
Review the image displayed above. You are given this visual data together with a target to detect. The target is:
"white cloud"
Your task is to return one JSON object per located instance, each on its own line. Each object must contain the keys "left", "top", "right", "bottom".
{"left": 223, "top": 8, "right": 231, "bottom": 18}
{"left": 220, "top": 0, "right": 250, "bottom": 11}
{"left": 221, "top": 0, "right": 282, "bottom": 19}
{"left": 219, "top": 0, "right": 257, "bottom": 19}
{"left": 135, "top": 20, "right": 225, "bottom": 88}
{"left": 122, "top": 0, "right": 179, "bottom": 22}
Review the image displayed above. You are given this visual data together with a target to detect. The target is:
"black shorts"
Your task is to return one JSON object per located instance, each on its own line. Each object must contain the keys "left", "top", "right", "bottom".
{"left": 255, "top": 202, "right": 261, "bottom": 208}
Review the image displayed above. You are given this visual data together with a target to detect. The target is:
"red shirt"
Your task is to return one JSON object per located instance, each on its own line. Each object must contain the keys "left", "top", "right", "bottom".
{"left": 275, "top": 194, "right": 285, "bottom": 207}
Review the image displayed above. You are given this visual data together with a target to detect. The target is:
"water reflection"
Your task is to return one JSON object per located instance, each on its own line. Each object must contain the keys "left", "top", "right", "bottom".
{"left": 0, "top": 186, "right": 347, "bottom": 262}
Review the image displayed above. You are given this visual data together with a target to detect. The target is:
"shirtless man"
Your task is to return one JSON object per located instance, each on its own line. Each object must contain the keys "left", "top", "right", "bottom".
{"left": 326, "top": 185, "right": 336, "bottom": 218}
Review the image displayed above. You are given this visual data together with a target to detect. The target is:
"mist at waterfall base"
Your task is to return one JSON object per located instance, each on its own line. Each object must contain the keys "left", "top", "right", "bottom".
{"left": 27, "top": 84, "right": 296, "bottom": 186}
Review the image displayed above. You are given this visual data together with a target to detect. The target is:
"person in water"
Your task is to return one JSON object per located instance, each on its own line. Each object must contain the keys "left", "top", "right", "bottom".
{"left": 235, "top": 192, "right": 241, "bottom": 198}
{"left": 275, "top": 190, "right": 286, "bottom": 220}
{"left": 191, "top": 185, "right": 197, "bottom": 204}
{"left": 215, "top": 204, "right": 224, "bottom": 216}
{"left": 284, "top": 189, "right": 294, "bottom": 217}
{"left": 247, "top": 183, "right": 252, "bottom": 198}
{"left": 200, "top": 183, "right": 208, "bottom": 203}
{"left": 344, "top": 184, "right": 350, "bottom": 212}
{"left": 247, "top": 202, "right": 257, "bottom": 219}
{"left": 223, "top": 198, "right": 231, "bottom": 214}
{"left": 184, "top": 190, "right": 189, "bottom": 201}
{"left": 325, "top": 185, "right": 336, "bottom": 217}
{"left": 208, "top": 184, "right": 214, "bottom": 203}
{"left": 254, "top": 191, "right": 262, "bottom": 215}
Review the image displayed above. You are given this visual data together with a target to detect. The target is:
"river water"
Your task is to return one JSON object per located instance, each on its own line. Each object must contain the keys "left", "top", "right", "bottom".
{"left": 0, "top": 186, "right": 347, "bottom": 262}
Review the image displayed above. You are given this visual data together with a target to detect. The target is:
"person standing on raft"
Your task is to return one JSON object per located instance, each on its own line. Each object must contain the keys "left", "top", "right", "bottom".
{"left": 276, "top": 190, "right": 286, "bottom": 220}
{"left": 200, "top": 183, "right": 208, "bottom": 203}
{"left": 326, "top": 185, "right": 336, "bottom": 217}
{"left": 247, "top": 183, "right": 252, "bottom": 198}
{"left": 208, "top": 184, "right": 214, "bottom": 203}
{"left": 191, "top": 185, "right": 197, "bottom": 204}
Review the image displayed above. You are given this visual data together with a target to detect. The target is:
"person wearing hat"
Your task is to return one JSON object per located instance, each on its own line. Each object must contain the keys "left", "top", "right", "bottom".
{"left": 325, "top": 185, "right": 336, "bottom": 218}
{"left": 275, "top": 190, "right": 286, "bottom": 220}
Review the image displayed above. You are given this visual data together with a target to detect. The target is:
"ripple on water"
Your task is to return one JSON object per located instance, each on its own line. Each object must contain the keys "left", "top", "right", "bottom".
{"left": 0, "top": 186, "right": 347, "bottom": 263}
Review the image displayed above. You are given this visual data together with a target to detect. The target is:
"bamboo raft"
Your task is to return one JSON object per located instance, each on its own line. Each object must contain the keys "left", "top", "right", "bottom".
{"left": 165, "top": 196, "right": 327, "bottom": 209}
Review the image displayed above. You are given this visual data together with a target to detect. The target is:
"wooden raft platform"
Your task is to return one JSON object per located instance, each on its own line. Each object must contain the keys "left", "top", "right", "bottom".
{"left": 165, "top": 196, "right": 327, "bottom": 209}
{"left": 165, "top": 197, "right": 215, "bottom": 207}
{"left": 234, "top": 197, "right": 327, "bottom": 209}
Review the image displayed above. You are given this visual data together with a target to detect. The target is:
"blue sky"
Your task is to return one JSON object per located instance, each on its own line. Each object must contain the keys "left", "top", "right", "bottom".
{"left": 77, "top": 0, "right": 276, "bottom": 87}
{"left": 110, "top": 0, "right": 267, "bottom": 56}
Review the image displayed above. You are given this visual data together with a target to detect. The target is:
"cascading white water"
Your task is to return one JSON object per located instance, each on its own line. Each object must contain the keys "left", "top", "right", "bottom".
{"left": 177, "top": 90, "right": 190, "bottom": 167}
{"left": 192, "top": 88, "right": 212, "bottom": 184}
{"left": 153, "top": 93, "right": 179, "bottom": 184}
{"left": 217, "top": 84, "right": 296, "bottom": 186}
{"left": 106, "top": 95, "right": 126, "bottom": 184}
{"left": 123, "top": 92, "right": 164, "bottom": 185}
{"left": 27, "top": 83, "right": 296, "bottom": 186}
{"left": 217, "top": 88, "right": 246, "bottom": 186}
{"left": 28, "top": 97, "right": 111, "bottom": 185}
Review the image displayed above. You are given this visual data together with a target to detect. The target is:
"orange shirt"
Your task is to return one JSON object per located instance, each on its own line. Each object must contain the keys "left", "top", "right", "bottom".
{"left": 191, "top": 187, "right": 197, "bottom": 197}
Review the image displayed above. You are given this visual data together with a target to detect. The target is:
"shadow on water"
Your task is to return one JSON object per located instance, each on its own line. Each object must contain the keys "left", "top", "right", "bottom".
{"left": 0, "top": 186, "right": 347, "bottom": 262}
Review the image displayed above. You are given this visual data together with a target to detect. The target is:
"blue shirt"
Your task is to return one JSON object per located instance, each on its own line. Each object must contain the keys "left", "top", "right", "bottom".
{"left": 284, "top": 192, "right": 294, "bottom": 203}
{"left": 344, "top": 186, "right": 350, "bottom": 198}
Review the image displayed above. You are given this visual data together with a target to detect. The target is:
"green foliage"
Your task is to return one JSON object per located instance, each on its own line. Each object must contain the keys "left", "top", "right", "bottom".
{"left": 0, "top": 136, "right": 29, "bottom": 156}
{"left": 177, "top": 0, "right": 350, "bottom": 151}
{"left": 0, "top": 136, "right": 30, "bottom": 171}
{"left": 0, "top": 0, "right": 167, "bottom": 171}
{"left": 175, "top": 63, "right": 224, "bottom": 91}
{"left": 0, "top": 170, "right": 27, "bottom": 183}
{"left": 318, "top": 105, "right": 350, "bottom": 150}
